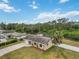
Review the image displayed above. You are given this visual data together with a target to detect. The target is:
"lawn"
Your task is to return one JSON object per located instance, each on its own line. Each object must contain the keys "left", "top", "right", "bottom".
{"left": 0, "top": 46, "right": 79, "bottom": 59}
{"left": 63, "top": 39, "right": 79, "bottom": 47}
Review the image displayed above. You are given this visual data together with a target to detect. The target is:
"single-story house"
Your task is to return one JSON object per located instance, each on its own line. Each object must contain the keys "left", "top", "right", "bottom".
{"left": 3, "top": 32, "right": 26, "bottom": 40}
{"left": 24, "top": 35, "right": 53, "bottom": 50}
{"left": 12, "top": 33, "right": 27, "bottom": 40}
{"left": 0, "top": 34, "right": 7, "bottom": 43}
{"left": 0, "top": 30, "right": 15, "bottom": 38}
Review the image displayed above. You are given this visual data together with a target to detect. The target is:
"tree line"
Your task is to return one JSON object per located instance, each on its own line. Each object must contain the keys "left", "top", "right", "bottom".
{"left": 0, "top": 18, "right": 79, "bottom": 34}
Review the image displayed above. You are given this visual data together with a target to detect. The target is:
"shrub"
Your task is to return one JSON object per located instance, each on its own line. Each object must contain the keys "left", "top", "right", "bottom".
{"left": 64, "top": 34, "right": 79, "bottom": 41}
{"left": 0, "top": 39, "right": 17, "bottom": 47}
{"left": 0, "top": 42, "right": 5, "bottom": 46}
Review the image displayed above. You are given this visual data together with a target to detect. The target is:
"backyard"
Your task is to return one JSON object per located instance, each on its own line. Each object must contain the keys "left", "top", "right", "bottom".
{"left": 0, "top": 46, "right": 79, "bottom": 59}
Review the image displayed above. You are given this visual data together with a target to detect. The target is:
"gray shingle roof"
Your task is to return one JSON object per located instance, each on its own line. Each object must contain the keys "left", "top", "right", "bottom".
{"left": 26, "top": 35, "right": 51, "bottom": 44}
{"left": 0, "top": 35, "right": 6, "bottom": 39}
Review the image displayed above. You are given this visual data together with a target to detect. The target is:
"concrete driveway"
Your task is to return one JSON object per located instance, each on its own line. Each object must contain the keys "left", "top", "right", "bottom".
{"left": 0, "top": 43, "right": 31, "bottom": 56}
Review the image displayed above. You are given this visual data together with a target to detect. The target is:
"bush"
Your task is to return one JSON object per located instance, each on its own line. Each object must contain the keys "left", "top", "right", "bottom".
{"left": 0, "top": 39, "right": 17, "bottom": 47}
{"left": 64, "top": 34, "right": 79, "bottom": 41}
{"left": 0, "top": 42, "right": 5, "bottom": 46}
{"left": 6, "top": 39, "right": 17, "bottom": 45}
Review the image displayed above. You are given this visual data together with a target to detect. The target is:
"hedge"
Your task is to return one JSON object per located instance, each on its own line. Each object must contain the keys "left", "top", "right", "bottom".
{"left": 64, "top": 34, "right": 79, "bottom": 41}
{"left": 0, "top": 39, "right": 17, "bottom": 47}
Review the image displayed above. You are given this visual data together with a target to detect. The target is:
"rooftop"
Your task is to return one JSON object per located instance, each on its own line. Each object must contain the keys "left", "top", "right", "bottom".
{"left": 25, "top": 35, "right": 52, "bottom": 44}
{"left": 0, "top": 34, "right": 6, "bottom": 39}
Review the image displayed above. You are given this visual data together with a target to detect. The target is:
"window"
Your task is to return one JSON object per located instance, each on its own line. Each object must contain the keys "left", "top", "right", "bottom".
{"left": 28, "top": 41, "right": 31, "bottom": 44}
{"left": 40, "top": 44, "right": 42, "bottom": 47}
{"left": 34, "top": 42, "right": 36, "bottom": 45}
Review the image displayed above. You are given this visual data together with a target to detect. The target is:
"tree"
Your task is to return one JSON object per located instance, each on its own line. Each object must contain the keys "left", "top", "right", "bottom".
{"left": 0, "top": 22, "right": 6, "bottom": 30}
{"left": 57, "top": 18, "right": 69, "bottom": 30}
{"left": 53, "top": 31, "right": 63, "bottom": 44}
{"left": 53, "top": 31, "right": 64, "bottom": 58}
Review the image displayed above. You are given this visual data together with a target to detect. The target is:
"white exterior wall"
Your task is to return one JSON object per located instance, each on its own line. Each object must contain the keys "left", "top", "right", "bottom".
{"left": 43, "top": 40, "right": 53, "bottom": 50}
{"left": 14, "top": 35, "right": 26, "bottom": 40}
{"left": 24, "top": 39, "right": 53, "bottom": 50}
{"left": 24, "top": 39, "right": 30, "bottom": 44}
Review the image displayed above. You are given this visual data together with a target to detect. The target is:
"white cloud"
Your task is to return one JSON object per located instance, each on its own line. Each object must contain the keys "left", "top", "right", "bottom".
{"left": 29, "top": 1, "right": 38, "bottom": 9}
{"left": 2, "top": 0, "right": 9, "bottom": 3}
{"left": 59, "top": 0, "right": 69, "bottom": 3}
{"left": 0, "top": 3, "right": 18, "bottom": 13}
{"left": 34, "top": 10, "right": 79, "bottom": 23}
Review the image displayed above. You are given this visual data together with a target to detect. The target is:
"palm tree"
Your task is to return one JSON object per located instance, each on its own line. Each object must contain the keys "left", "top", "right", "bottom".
{"left": 53, "top": 31, "right": 63, "bottom": 44}
{"left": 53, "top": 31, "right": 64, "bottom": 58}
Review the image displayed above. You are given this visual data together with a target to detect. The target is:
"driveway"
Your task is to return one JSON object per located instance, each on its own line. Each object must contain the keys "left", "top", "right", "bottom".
{"left": 57, "top": 44, "right": 79, "bottom": 52}
{"left": 0, "top": 43, "right": 31, "bottom": 56}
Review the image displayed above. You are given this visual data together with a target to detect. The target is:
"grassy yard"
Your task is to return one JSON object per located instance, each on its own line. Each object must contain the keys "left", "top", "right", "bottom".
{"left": 63, "top": 39, "right": 79, "bottom": 47}
{"left": 0, "top": 46, "right": 79, "bottom": 59}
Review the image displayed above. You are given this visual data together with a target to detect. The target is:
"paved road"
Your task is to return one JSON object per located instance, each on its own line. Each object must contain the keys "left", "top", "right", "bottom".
{"left": 0, "top": 43, "right": 31, "bottom": 56}
{"left": 57, "top": 44, "right": 79, "bottom": 52}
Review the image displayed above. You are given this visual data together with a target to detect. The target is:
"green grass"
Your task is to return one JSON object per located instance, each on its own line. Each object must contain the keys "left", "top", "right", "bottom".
{"left": 0, "top": 46, "right": 79, "bottom": 59}
{"left": 63, "top": 30, "right": 79, "bottom": 36}
{"left": 63, "top": 39, "right": 79, "bottom": 47}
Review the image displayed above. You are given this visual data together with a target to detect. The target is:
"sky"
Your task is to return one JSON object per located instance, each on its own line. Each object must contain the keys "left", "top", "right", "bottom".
{"left": 0, "top": 0, "right": 79, "bottom": 24}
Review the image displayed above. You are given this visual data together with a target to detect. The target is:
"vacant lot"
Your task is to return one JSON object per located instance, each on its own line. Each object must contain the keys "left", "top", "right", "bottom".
{"left": 0, "top": 46, "right": 79, "bottom": 59}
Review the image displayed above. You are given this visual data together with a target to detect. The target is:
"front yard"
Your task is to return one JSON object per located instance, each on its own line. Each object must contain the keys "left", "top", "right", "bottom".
{"left": 0, "top": 46, "right": 79, "bottom": 59}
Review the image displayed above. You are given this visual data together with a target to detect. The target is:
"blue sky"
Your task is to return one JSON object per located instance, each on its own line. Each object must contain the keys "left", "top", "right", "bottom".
{"left": 0, "top": 0, "right": 79, "bottom": 24}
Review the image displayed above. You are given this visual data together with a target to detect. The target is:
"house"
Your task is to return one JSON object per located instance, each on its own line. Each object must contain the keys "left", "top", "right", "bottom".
{"left": 24, "top": 35, "right": 53, "bottom": 50}
{"left": 0, "top": 34, "right": 7, "bottom": 43}
{"left": 12, "top": 33, "right": 27, "bottom": 40}
{"left": 2, "top": 32, "right": 26, "bottom": 40}
{"left": 0, "top": 30, "right": 5, "bottom": 34}
{"left": 0, "top": 30, "right": 15, "bottom": 38}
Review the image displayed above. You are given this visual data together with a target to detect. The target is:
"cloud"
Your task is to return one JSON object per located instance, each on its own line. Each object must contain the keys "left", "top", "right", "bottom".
{"left": 29, "top": 1, "right": 38, "bottom": 9}
{"left": 2, "top": 0, "right": 9, "bottom": 3}
{"left": 0, "top": 3, "right": 18, "bottom": 13}
{"left": 59, "top": 0, "right": 69, "bottom": 3}
{"left": 34, "top": 10, "right": 79, "bottom": 23}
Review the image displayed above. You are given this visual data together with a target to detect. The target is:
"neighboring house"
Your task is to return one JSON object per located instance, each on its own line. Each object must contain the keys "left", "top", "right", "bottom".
{"left": 13, "top": 33, "right": 26, "bottom": 40}
{"left": 24, "top": 35, "right": 53, "bottom": 50}
{"left": 0, "top": 34, "right": 7, "bottom": 43}
{"left": 0, "top": 30, "right": 5, "bottom": 34}
{"left": 2, "top": 32, "right": 26, "bottom": 40}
